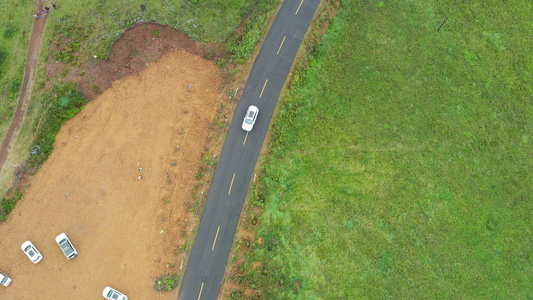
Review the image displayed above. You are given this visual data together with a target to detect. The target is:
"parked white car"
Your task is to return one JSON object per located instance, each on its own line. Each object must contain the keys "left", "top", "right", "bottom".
{"left": 55, "top": 233, "right": 78, "bottom": 260}
{"left": 242, "top": 105, "right": 259, "bottom": 131}
{"left": 0, "top": 271, "right": 12, "bottom": 287}
{"left": 21, "top": 241, "right": 43, "bottom": 264}
{"left": 102, "top": 286, "right": 128, "bottom": 300}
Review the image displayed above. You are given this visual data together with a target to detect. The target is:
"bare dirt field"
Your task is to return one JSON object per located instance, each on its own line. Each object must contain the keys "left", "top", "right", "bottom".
{"left": 0, "top": 47, "right": 222, "bottom": 299}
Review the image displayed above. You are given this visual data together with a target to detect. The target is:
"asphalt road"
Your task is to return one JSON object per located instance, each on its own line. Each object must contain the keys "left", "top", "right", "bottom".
{"left": 178, "top": 1, "right": 321, "bottom": 299}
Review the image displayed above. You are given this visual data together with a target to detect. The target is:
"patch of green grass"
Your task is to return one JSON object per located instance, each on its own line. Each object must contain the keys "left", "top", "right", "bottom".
{"left": 225, "top": 0, "right": 281, "bottom": 61}
{"left": 3, "top": 25, "right": 17, "bottom": 40}
{"left": 28, "top": 82, "right": 87, "bottom": 169}
{"left": 215, "top": 58, "right": 227, "bottom": 68}
{"left": 153, "top": 273, "right": 178, "bottom": 292}
{"left": 0, "top": 189, "right": 23, "bottom": 222}
{"left": 44, "top": 0, "right": 277, "bottom": 64}
{"left": 91, "top": 85, "right": 101, "bottom": 94}
{"left": 0, "top": 48, "right": 9, "bottom": 72}
{"left": 128, "top": 44, "right": 139, "bottom": 56}
{"left": 243, "top": 0, "right": 533, "bottom": 299}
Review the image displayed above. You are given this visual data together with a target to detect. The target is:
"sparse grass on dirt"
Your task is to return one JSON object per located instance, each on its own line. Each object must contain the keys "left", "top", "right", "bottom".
{"left": 225, "top": 0, "right": 281, "bottom": 61}
{"left": 0, "top": 189, "right": 23, "bottom": 222}
{"left": 235, "top": 0, "right": 533, "bottom": 298}
{"left": 27, "top": 82, "right": 87, "bottom": 170}
{"left": 43, "top": 0, "right": 279, "bottom": 64}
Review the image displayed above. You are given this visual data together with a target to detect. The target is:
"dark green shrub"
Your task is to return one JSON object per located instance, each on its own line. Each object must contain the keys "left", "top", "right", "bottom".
{"left": 3, "top": 25, "right": 17, "bottom": 39}
{"left": 9, "top": 78, "right": 21, "bottom": 94}
{"left": 0, "top": 48, "right": 8, "bottom": 69}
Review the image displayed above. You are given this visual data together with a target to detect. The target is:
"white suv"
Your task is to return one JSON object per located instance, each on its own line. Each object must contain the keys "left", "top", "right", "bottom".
{"left": 55, "top": 233, "right": 78, "bottom": 260}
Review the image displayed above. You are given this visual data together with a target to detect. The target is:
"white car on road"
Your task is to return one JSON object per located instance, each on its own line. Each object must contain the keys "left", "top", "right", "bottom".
{"left": 55, "top": 233, "right": 78, "bottom": 260}
{"left": 0, "top": 271, "right": 12, "bottom": 287}
{"left": 21, "top": 241, "right": 43, "bottom": 264}
{"left": 103, "top": 286, "right": 128, "bottom": 300}
{"left": 242, "top": 105, "right": 259, "bottom": 131}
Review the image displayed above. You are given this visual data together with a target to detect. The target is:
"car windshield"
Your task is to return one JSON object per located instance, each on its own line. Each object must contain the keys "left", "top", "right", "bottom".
{"left": 24, "top": 245, "right": 32, "bottom": 252}
{"left": 60, "top": 242, "right": 71, "bottom": 250}
{"left": 1, "top": 277, "right": 7, "bottom": 284}
{"left": 245, "top": 118, "right": 253, "bottom": 124}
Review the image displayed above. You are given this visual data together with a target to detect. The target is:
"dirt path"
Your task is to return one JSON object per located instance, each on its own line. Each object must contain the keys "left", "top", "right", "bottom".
{"left": 0, "top": 0, "right": 47, "bottom": 174}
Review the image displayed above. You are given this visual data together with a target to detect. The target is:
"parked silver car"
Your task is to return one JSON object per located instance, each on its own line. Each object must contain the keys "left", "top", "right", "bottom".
{"left": 55, "top": 233, "right": 78, "bottom": 260}
{"left": 0, "top": 271, "right": 12, "bottom": 287}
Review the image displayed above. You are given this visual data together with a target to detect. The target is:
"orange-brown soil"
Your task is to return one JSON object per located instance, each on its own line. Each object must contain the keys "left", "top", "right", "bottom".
{"left": 0, "top": 48, "right": 221, "bottom": 299}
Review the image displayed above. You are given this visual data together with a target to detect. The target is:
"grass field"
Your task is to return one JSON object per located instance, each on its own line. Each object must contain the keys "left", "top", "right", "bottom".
{"left": 0, "top": 1, "right": 34, "bottom": 139}
{"left": 239, "top": 0, "right": 533, "bottom": 298}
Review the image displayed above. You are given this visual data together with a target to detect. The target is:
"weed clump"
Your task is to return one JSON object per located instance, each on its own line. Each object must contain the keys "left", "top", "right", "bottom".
{"left": 153, "top": 274, "right": 178, "bottom": 292}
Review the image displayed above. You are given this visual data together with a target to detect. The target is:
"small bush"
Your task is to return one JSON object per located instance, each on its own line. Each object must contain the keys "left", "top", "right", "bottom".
{"left": 215, "top": 58, "right": 227, "bottom": 68}
{"left": 153, "top": 274, "right": 178, "bottom": 292}
{"left": 229, "top": 289, "right": 244, "bottom": 300}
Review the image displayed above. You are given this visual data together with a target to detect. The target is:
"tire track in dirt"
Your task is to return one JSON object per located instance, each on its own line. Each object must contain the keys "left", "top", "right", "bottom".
{"left": 0, "top": 0, "right": 47, "bottom": 173}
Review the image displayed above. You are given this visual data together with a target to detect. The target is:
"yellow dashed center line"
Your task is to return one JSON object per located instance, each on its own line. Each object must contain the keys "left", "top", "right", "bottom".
{"left": 296, "top": 0, "right": 304, "bottom": 15}
{"left": 197, "top": 282, "right": 204, "bottom": 300}
{"left": 260, "top": 79, "right": 268, "bottom": 98}
{"left": 277, "top": 36, "right": 286, "bottom": 55}
{"left": 212, "top": 226, "right": 221, "bottom": 250}
{"left": 243, "top": 132, "right": 249, "bottom": 145}
{"left": 228, "top": 173, "right": 236, "bottom": 195}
